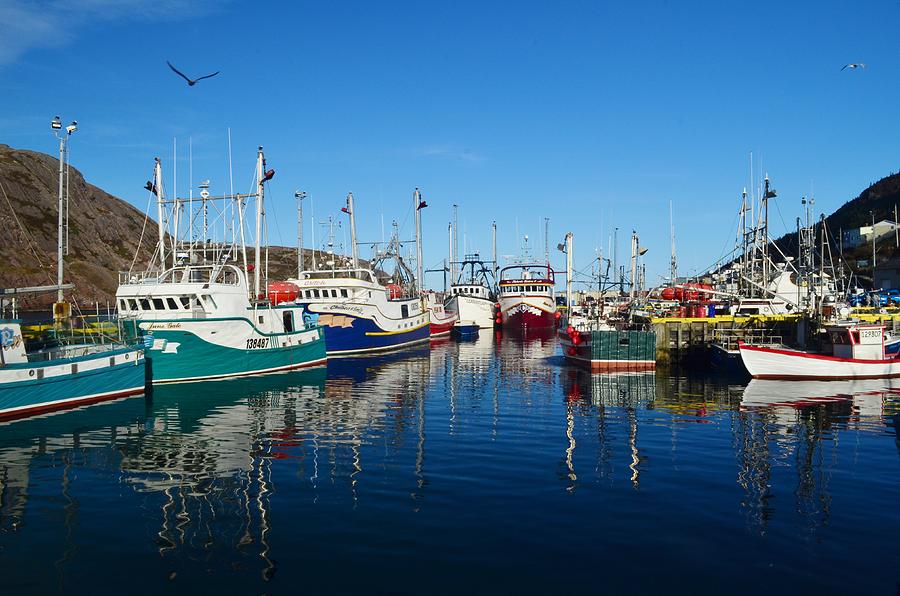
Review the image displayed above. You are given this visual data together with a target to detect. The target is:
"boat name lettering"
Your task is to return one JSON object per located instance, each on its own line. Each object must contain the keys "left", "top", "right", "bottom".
{"left": 147, "top": 322, "right": 182, "bottom": 330}
{"left": 328, "top": 304, "right": 363, "bottom": 314}
{"left": 246, "top": 337, "right": 270, "bottom": 350}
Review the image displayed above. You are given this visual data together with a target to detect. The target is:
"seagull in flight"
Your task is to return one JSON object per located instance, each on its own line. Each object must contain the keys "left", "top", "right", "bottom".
{"left": 166, "top": 60, "right": 220, "bottom": 86}
{"left": 841, "top": 63, "right": 866, "bottom": 71}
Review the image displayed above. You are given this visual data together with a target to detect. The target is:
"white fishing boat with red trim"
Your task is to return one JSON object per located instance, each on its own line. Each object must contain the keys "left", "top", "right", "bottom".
{"left": 739, "top": 323, "right": 900, "bottom": 380}
{"left": 497, "top": 263, "right": 556, "bottom": 330}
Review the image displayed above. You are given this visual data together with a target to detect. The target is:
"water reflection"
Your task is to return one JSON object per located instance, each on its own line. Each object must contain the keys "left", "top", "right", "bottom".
{"left": 0, "top": 338, "right": 898, "bottom": 593}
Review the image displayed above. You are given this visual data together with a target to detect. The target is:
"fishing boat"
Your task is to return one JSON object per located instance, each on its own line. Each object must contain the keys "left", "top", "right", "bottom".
{"left": 286, "top": 191, "right": 430, "bottom": 356}
{"left": 1, "top": 124, "right": 146, "bottom": 419}
{"left": 0, "top": 322, "right": 146, "bottom": 421}
{"left": 498, "top": 262, "right": 556, "bottom": 330}
{"left": 445, "top": 251, "right": 498, "bottom": 329}
{"left": 561, "top": 327, "right": 656, "bottom": 372}
{"left": 116, "top": 147, "right": 327, "bottom": 383}
{"left": 739, "top": 323, "right": 900, "bottom": 379}
{"left": 425, "top": 291, "right": 458, "bottom": 338}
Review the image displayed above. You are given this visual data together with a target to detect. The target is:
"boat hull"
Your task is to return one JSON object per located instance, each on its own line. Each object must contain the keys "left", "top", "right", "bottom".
{"left": 500, "top": 298, "right": 556, "bottom": 329}
{"left": 430, "top": 317, "right": 457, "bottom": 338}
{"left": 312, "top": 312, "right": 430, "bottom": 356}
{"left": 137, "top": 318, "right": 327, "bottom": 384}
{"left": 445, "top": 294, "right": 495, "bottom": 329}
{"left": 739, "top": 343, "right": 900, "bottom": 379}
{"left": 0, "top": 347, "right": 146, "bottom": 421}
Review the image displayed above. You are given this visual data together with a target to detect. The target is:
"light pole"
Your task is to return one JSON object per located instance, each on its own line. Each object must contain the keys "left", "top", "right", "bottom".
{"left": 295, "top": 190, "right": 307, "bottom": 278}
{"left": 51, "top": 115, "right": 76, "bottom": 306}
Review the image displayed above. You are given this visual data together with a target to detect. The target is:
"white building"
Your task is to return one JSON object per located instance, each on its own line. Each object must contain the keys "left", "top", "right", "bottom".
{"left": 843, "top": 219, "right": 898, "bottom": 249}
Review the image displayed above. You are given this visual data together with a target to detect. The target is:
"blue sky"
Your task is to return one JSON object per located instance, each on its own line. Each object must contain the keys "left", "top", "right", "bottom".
{"left": 2, "top": 0, "right": 898, "bottom": 288}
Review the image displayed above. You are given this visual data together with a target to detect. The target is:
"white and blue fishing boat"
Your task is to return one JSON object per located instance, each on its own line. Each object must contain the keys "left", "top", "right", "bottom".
{"left": 116, "top": 147, "right": 327, "bottom": 383}
{"left": 287, "top": 191, "right": 430, "bottom": 356}
{"left": 1, "top": 120, "right": 146, "bottom": 419}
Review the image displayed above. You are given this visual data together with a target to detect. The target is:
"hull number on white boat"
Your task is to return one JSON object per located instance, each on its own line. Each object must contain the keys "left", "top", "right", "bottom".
{"left": 246, "top": 338, "right": 271, "bottom": 350}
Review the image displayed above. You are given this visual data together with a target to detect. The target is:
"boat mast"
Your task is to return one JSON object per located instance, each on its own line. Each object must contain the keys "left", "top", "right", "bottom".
{"left": 629, "top": 231, "right": 638, "bottom": 301}
{"left": 346, "top": 192, "right": 359, "bottom": 269}
{"left": 448, "top": 221, "right": 454, "bottom": 284}
{"left": 452, "top": 204, "right": 459, "bottom": 281}
{"left": 254, "top": 146, "right": 264, "bottom": 299}
{"left": 295, "top": 190, "right": 307, "bottom": 278}
{"left": 154, "top": 158, "right": 166, "bottom": 269}
{"left": 414, "top": 188, "right": 424, "bottom": 293}
{"left": 491, "top": 220, "right": 498, "bottom": 284}
{"left": 669, "top": 200, "right": 677, "bottom": 284}
{"left": 544, "top": 217, "right": 550, "bottom": 264}
{"left": 565, "top": 232, "right": 573, "bottom": 312}
{"left": 819, "top": 214, "right": 826, "bottom": 319}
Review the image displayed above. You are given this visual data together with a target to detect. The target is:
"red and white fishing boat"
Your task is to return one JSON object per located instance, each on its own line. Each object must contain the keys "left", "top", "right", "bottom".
{"left": 497, "top": 263, "right": 556, "bottom": 330}
{"left": 739, "top": 323, "right": 900, "bottom": 380}
{"left": 425, "top": 291, "right": 458, "bottom": 338}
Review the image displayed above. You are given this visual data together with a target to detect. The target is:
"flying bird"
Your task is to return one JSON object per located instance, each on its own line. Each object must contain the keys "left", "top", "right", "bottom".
{"left": 166, "top": 60, "right": 220, "bottom": 86}
{"left": 841, "top": 63, "right": 866, "bottom": 71}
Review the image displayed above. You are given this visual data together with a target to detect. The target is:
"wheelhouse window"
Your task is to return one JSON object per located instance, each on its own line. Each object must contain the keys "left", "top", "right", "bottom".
{"left": 139, "top": 299, "right": 150, "bottom": 310}
{"left": 166, "top": 297, "right": 179, "bottom": 310}
{"left": 340, "top": 289, "right": 348, "bottom": 298}
{"left": 152, "top": 298, "right": 165, "bottom": 310}
{"left": 283, "top": 311, "right": 294, "bottom": 333}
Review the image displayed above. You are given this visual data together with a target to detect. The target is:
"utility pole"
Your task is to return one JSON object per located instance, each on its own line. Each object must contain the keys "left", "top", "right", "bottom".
{"left": 51, "top": 116, "right": 76, "bottom": 307}
{"left": 895, "top": 204, "right": 898, "bottom": 248}
{"left": 872, "top": 210, "right": 876, "bottom": 280}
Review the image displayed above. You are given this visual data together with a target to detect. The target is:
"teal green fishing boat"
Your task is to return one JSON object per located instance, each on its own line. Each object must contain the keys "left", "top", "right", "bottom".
{"left": 116, "top": 147, "right": 327, "bottom": 383}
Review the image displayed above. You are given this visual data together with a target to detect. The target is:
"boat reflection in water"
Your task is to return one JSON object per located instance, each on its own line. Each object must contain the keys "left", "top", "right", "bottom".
{"left": 561, "top": 370, "right": 656, "bottom": 491}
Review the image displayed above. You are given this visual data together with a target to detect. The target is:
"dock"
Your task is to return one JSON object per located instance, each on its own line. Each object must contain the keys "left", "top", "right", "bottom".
{"left": 651, "top": 309, "right": 900, "bottom": 366}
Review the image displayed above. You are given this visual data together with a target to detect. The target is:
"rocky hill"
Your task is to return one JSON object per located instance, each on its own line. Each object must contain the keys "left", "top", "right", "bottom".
{"left": 0, "top": 143, "right": 161, "bottom": 309}
{"left": 770, "top": 171, "right": 900, "bottom": 278}
{"left": 0, "top": 144, "right": 315, "bottom": 310}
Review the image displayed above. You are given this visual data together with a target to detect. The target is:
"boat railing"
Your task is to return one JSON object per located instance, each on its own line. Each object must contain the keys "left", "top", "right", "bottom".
{"left": 25, "top": 341, "right": 130, "bottom": 364}
{"left": 713, "top": 328, "right": 783, "bottom": 351}
{"left": 299, "top": 268, "right": 375, "bottom": 283}
{"left": 119, "top": 264, "right": 243, "bottom": 287}
{"left": 17, "top": 313, "right": 141, "bottom": 355}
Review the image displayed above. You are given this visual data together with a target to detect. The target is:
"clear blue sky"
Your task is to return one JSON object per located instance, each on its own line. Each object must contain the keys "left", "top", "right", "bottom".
{"left": 2, "top": 0, "right": 898, "bottom": 288}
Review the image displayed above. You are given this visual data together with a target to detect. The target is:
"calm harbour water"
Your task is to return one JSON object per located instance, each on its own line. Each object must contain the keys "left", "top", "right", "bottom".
{"left": 1, "top": 333, "right": 899, "bottom": 595}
